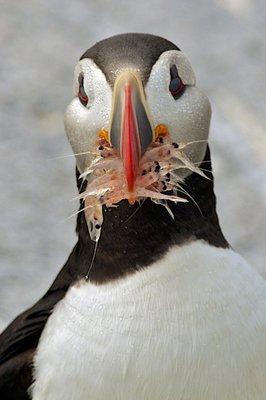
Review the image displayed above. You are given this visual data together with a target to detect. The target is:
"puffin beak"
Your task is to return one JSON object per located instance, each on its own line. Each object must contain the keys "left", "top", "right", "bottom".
{"left": 109, "top": 71, "right": 153, "bottom": 192}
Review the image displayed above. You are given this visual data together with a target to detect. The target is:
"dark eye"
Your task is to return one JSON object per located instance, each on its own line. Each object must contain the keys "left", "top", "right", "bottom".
{"left": 78, "top": 73, "right": 88, "bottom": 106}
{"left": 169, "top": 65, "right": 185, "bottom": 100}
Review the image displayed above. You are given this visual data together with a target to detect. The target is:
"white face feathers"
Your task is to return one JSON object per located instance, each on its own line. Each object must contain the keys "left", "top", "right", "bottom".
{"left": 64, "top": 59, "right": 112, "bottom": 173}
{"left": 64, "top": 50, "right": 211, "bottom": 175}
{"left": 146, "top": 51, "right": 211, "bottom": 169}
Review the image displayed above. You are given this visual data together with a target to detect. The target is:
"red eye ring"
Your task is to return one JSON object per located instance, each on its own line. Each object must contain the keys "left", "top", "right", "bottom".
{"left": 169, "top": 65, "right": 185, "bottom": 100}
{"left": 78, "top": 73, "right": 88, "bottom": 106}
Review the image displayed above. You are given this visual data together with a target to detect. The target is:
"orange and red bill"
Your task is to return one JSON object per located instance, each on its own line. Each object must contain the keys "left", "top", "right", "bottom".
{"left": 109, "top": 71, "right": 154, "bottom": 195}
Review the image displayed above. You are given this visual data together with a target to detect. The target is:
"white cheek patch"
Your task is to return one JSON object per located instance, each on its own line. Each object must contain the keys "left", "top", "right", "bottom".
{"left": 146, "top": 51, "right": 211, "bottom": 172}
{"left": 64, "top": 59, "right": 112, "bottom": 172}
{"left": 64, "top": 99, "right": 96, "bottom": 173}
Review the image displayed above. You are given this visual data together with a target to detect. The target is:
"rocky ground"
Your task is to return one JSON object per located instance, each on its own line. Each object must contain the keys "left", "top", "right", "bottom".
{"left": 0, "top": 0, "right": 265, "bottom": 330}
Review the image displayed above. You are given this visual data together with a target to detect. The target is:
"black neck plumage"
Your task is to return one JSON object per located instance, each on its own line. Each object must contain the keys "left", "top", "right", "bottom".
{"left": 70, "top": 146, "right": 228, "bottom": 284}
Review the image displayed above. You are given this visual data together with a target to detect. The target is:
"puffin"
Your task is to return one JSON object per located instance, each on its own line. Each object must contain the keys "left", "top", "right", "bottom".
{"left": 0, "top": 33, "right": 266, "bottom": 400}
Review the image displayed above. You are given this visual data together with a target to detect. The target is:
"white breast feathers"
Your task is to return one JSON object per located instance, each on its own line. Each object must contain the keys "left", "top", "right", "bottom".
{"left": 31, "top": 240, "right": 266, "bottom": 400}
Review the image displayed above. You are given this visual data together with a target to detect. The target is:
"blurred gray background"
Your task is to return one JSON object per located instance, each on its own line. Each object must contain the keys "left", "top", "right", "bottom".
{"left": 0, "top": 0, "right": 265, "bottom": 331}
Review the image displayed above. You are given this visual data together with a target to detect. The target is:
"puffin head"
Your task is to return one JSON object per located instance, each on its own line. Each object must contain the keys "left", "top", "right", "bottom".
{"left": 65, "top": 33, "right": 211, "bottom": 180}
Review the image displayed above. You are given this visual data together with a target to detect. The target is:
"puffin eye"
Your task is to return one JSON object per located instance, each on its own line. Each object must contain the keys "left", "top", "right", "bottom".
{"left": 78, "top": 73, "right": 88, "bottom": 107}
{"left": 169, "top": 65, "right": 185, "bottom": 100}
